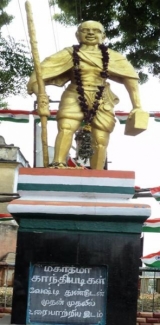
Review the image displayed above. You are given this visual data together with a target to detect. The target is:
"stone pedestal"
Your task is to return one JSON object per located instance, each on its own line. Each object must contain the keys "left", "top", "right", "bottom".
{"left": 8, "top": 168, "right": 151, "bottom": 325}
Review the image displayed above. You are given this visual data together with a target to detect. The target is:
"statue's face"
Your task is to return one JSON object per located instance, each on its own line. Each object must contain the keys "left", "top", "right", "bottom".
{"left": 76, "top": 21, "right": 106, "bottom": 45}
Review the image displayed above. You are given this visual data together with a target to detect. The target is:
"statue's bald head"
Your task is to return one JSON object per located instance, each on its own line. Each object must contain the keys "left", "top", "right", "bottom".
{"left": 77, "top": 20, "right": 105, "bottom": 33}
{"left": 76, "top": 20, "right": 106, "bottom": 45}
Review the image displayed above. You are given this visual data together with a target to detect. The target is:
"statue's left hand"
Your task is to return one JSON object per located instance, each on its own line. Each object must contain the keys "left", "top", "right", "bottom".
{"left": 128, "top": 107, "right": 143, "bottom": 119}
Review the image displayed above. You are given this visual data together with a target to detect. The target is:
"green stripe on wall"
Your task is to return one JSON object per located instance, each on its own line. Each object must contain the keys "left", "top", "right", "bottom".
{"left": 0, "top": 118, "right": 29, "bottom": 123}
{"left": 118, "top": 120, "right": 127, "bottom": 124}
{"left": 34, "top": 117, "right": 56, "bottom": 123}
{"left": 142, "top": 226, "right": 160, "bottom": 233}
{"left": 18, "top": 218, "right": 143, "bottom": 234}
{"left": 17, "top": 183, "right": 134, "bottom": 194}
{"left": 0, "top": 218, "right": 13, "bottom": 221}
{"left": 144, "top": 262, "right": 160, "bottom": 268}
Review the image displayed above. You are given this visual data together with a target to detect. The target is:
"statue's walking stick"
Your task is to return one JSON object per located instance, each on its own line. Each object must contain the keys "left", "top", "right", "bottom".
{"left": 25, "top": 1, "right": 50, "bottom": 167}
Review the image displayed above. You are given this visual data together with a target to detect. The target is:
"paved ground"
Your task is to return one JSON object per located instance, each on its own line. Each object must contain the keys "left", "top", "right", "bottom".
{"left": 0, "top": 315, "right": 11, "bottom": 324}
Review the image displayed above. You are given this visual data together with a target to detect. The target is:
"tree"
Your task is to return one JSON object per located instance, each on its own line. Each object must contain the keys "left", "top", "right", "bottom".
{"left": 50, "top": 0, "right": 160, "bottom": 83}
{"left": 0, "top": 0, "right": 13, "bottom": 28}
{"left": 0, "top": 97, "right": 7, "bottom": 108}
{"left": 0, "top": 0, "right": 33, "bottom": 99}
{"left": 0, "top": 37, "right": 33, "bottom": 98}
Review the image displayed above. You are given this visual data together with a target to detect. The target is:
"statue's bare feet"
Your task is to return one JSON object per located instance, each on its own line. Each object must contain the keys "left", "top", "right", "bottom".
{"left": 48, "top": 162, "right": 67, "bottom": 169}
{"left": 48, "top": 161, "right": 85, "bottom": 169}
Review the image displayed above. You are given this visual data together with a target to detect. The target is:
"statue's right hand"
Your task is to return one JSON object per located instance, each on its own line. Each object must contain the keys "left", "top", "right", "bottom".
{"left": 37, "top": 94, "right": 50, "bottom": 117}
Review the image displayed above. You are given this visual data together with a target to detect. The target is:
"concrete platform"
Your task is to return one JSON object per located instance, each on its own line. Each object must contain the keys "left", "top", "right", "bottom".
{"left": 0, "top": 314, "right": 11, "bottom": 324}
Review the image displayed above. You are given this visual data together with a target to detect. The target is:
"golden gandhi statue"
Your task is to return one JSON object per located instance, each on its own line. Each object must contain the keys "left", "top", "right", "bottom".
{"left": 27, "top": 20, "right": 143, "bottom": 170}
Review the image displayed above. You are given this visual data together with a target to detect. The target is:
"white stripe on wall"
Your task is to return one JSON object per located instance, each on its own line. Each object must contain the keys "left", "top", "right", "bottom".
{"left": 18, "top": 175, "right": 134, "bottom": 187}
{"left": 9, "top": 204, "right": 151, "bottom": 216}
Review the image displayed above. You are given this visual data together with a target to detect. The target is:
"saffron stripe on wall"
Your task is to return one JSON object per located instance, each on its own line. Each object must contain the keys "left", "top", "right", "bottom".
{"left": 18, "top": 168, "right": 135, "bottom": 179}
{"left": 10, "top": 200, "right": 148, "bottom": 208}
{"left": 8, "top": 202, "right": 150, "bottom": 216}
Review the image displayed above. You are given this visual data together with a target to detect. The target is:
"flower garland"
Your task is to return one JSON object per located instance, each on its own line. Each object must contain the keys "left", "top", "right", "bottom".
{"left": 73, "top": 44, "right": 109, "bottom": 162}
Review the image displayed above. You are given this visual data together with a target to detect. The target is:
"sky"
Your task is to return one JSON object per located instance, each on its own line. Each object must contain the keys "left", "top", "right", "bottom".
{"left": 1, "top": 0, "right": 160, "bottom": 254}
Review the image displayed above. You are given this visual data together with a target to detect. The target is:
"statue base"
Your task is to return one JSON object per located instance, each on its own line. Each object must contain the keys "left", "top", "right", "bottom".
{"left": 8, "top": 168, "right": 151, "bottom": 325}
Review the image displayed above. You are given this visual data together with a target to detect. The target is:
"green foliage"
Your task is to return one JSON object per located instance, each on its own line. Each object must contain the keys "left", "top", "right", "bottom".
{"left": 0, "top": 97, "right": 8, "bottom": 109}
{"left": 0, "top": 0, "right": 13, "bottom": 27}
{"left": 50, "top": 0, "right": 160, "bottom": 83}
{"left": 0, "top": 37, "right": 33, "bottom": 98}
{"left": 0, "top": 0, "right": 33, "bottom": 98}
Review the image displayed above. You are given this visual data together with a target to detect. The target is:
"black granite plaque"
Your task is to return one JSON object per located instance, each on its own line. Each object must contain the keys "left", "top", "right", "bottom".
{"left": 27, "top": 264, "right": 107, "bottom": 324}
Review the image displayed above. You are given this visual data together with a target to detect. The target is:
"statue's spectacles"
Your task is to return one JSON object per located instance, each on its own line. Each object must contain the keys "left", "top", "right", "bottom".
{"left": 79, "top": 28, "right": 103, "bottom": 34}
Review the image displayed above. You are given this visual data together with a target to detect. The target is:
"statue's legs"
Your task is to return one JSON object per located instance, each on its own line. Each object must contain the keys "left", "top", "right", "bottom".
{"left": 90, "top": 128, "right": 110, "bottom": 170}
{"left": 53, "top": 118, "right": 81, "bottom": 164}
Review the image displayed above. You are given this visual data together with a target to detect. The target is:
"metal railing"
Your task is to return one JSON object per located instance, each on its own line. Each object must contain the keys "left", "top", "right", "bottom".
{"left": 0, "top": 265, "right": 14, "bottom": 309}
{"left": 138, "top": 267, "right": 160, "bottom": 312}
